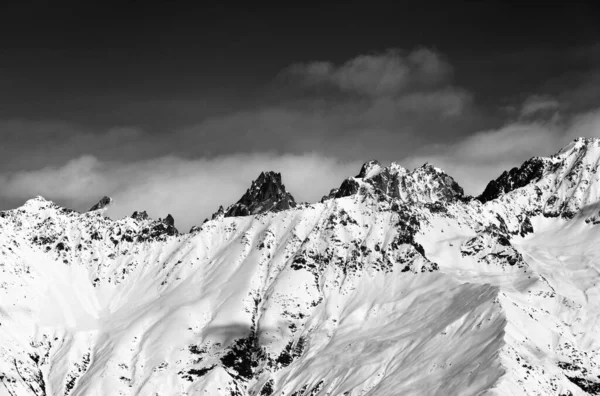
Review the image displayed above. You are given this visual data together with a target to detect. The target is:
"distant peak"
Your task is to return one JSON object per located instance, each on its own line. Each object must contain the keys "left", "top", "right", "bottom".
{"left": 223, "top": 171, "right": 296, "bottom": 217}
{"left": 89, "top": 196, "right": 112, "bottom": 212}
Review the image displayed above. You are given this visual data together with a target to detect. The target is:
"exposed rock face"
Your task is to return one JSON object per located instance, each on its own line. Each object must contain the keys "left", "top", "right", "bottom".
{"left": 478, "top": 158, "right": 546, "bottom": 203}
{"left": 329, "top": 161, "right": 464, "bottom": 203}
{"left": 330, "top": 178, "right": 360, "bottom": 199}
{"left": 89, "top": 196, "right": 112, "bottom": 211}
{"left": 211, "top": 205, "right": 225, "bottom": 220}
{"left": 131, "top": 211, "right": 150, "bottom": 221}
{"left": 224, "top": 171, "right": 296, "bottom": 218}
{"left": 479, "top": 137, "right": 600, "bottom": 219}
{"left": 148, "top": 214, "right": 178, "bottom": 237}
{"left": 164, "top": 214, "right": 175, "bottom": 227}
{"left": 356, "top": 159, "right": 383, "bottom": 178}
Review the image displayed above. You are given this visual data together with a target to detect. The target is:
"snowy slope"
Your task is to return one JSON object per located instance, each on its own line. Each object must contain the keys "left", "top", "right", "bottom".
{"left": 1, "top": 138, "right": 600, "bottom": 396}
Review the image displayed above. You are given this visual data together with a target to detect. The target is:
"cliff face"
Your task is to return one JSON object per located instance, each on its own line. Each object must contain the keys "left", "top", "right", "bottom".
{"left": 223, "top": 171, "right": 296, "bottom": 218}
{"left": 1, "top": 139, "right": 600, "bottom": 396}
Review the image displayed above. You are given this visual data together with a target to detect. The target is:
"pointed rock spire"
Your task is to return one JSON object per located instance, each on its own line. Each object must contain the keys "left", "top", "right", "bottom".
{"left": 164, "top": 214, "right": 175, "bottom": 227}
{"left": 89, "top": 196, "right": 112, "bottom": 211}
{"left": 211, "top": 205, "right": 225, "bottom": 220}
{"left": 224, "top": 171, "right": 296, "bottom": 217}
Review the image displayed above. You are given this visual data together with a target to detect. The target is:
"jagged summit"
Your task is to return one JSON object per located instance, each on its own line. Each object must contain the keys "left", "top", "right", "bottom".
{"left": 131, "top": 210, "right": 150, "bottom": 221}
{"left": 163, "top": 214, "right": 175, "bottom": 227}
{"left": 212, "top": 205, "right": 225, "bottom": 220}
{"left": 478, "top": 137, "right": 600, "bottom": 219}
{"left": 328, "top": 160, "right": 464, "bottom": 203}
{"left": 356, "top": 160, "right": 383, "bottom": 178}
{"left": 555, "top": 136, "right": 600, "bottom": 156}
{"left": 223, "top": 171, "right": 297, "bottom": 218}
{"left": 89, "top": 196, "right": 112, "bottom": 211}
{"left": 478, "top": 157, "right": 546, "bottom": 203}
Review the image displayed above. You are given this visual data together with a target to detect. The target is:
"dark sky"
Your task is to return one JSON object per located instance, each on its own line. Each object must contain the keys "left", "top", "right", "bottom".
{"left": 2, "top": 1, "right": 598, "bottom": 123}
{"left": 1, "top": 0, "right": 600, "bottom": 228}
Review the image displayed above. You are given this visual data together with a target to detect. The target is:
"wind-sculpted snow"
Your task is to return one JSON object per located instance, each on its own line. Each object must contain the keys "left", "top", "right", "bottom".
{"left": 1, "top": 138, "right": 600, "bottom": 395}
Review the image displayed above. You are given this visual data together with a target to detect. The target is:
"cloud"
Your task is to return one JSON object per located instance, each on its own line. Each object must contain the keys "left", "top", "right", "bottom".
{"left": 520, "top": 95, "right": 560, "bottom": 117}
{"left": 0, "top": 153, "right": 363, "bottom": 231}
{"left": 284, "top": 48, "right": 452, "bottom": 97}
{"left": 393, "top": 88, "right": 471, "bottom": 117}
{"left": 0, "top": 120, "right": 150, "bottom": 171}
{"left": 0, "top": 48, "right": 475, "bottom": 181}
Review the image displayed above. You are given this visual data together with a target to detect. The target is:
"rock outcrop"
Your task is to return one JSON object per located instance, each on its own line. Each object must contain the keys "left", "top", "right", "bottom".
{"left": 223, "top": 171, "right": 296, "bottom": 218}
{"left": 88, "top": 196, "right": 112, "bottom": 211}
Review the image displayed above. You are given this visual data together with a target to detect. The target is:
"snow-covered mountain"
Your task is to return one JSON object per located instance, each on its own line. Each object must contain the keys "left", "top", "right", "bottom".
{"left": 1, "top": 138, "right": 600, "bottom": 396}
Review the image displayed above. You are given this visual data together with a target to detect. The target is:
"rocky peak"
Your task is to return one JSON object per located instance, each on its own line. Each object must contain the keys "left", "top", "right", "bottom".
{"left": 332, "top": 161, "right": 464, "bottom": 203}
{"left": 478, "top": 157, "right": 546, "bottom": 203}
{"left": 224, "top": 171, "right": 296, "bottom": 217}
{"left": 407, "top": 163, "right": 464, "bottom": 202}
{"left": 163, "top": 214, "right": 175, "bottom": 227}
{"left": 356, "top": 160, "right": 383, "bottom": 178}
{"left": 89, "top": 196, "right": 112, "bottom": 211}
{"left": 131, "top": 211, "right": 150, "bottom": 221}
{"left": 147, "top": 214, "right": 178, "bottom": 237}
{"left": 478, "top": 137, "right": 600, "bottom": 219}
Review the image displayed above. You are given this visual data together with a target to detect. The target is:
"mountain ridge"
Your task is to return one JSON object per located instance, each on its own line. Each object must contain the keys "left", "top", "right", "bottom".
{"left": 12, "top": 137, "right": 600, "bottom": 227}
{"left": 0, "top": 138, "right": 599, "bottom": 396}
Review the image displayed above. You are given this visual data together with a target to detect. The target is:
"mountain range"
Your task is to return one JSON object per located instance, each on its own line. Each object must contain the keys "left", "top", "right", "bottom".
{"left": 1, "top": 138, "right": 600, "bottom": 396}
